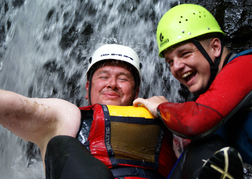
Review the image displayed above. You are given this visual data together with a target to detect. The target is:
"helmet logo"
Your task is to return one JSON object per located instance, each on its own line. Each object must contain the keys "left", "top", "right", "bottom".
{"left": 159, "top": 33, "right": 169, "bottom": 47}
{"left": 159, "top": 33, "right": 164, "bottom": 42}
{"left": 101, "top": 53, "right": 134, "bottom": 61}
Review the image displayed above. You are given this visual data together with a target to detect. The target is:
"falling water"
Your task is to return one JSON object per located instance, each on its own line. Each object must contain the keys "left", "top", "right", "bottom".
{"left": 0, "top": 0, "right": 186, "bottom": 178}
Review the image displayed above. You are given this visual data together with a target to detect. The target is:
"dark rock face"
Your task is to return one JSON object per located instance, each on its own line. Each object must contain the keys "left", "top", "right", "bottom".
{"left": 178, "top": 0, "right": 252, "bottom": 52}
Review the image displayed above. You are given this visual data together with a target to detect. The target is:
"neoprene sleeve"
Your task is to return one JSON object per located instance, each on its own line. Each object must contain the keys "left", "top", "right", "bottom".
{"left": 158, "top": 55, "right": 252, "bottom": 137}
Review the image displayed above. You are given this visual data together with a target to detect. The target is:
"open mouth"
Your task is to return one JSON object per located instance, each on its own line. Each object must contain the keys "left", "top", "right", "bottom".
{"left": 181, "top": 71, "right": 196, "bottom": 83}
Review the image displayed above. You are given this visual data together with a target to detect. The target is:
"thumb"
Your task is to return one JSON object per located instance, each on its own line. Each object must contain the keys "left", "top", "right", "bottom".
{"left": 133, "top": 98, "right": 146, "bottom": 107}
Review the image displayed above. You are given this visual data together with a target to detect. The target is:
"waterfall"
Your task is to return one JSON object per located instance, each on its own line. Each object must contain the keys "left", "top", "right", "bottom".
{"left": 0, "top": 0, "right": 185, "bottom": 178}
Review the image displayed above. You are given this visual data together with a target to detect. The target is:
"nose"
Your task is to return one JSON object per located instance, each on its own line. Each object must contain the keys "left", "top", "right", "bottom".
{"left": 172, "top": 58, "right": 185, "bottom": 72}
{"left": 107, "top": 76, "right": 118, "bottom": 89}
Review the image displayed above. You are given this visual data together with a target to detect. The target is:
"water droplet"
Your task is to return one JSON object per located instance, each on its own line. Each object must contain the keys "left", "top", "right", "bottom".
{"left": 0, "top": 61, "right": 3, "bottom": 71}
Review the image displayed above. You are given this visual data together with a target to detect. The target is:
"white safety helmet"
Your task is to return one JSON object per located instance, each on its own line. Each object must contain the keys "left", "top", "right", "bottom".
{"left": 86, "top": 44, "right": 142, "bottom": 86}
{"left": 86, "top": 44, "right": 142, "bottom": 105}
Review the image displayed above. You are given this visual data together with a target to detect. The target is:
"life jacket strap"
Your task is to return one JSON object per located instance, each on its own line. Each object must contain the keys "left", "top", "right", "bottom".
{"left": 110, "top": 167, "right": 165, "bottom": 179}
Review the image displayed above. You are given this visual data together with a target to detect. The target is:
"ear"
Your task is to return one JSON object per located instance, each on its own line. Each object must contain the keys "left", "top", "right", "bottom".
{"left": 134, "top": 87, "right": 140, "bottom": 99}
{"left": 85, "top": 81, "right": 90, "bottom": 100}
{"left": 210, "top": 38, "right": 222, "bottom": 58}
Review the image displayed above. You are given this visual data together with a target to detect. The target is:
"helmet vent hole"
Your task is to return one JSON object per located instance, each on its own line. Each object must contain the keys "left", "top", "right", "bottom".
{"left": 182, "top": 30, "right": 185, "bottom": 33}
{"left": 199, "top": 16, "right": 201, "bottom": 18}
{"left": 185, "top": 19, "right": 188, "bottom": 21}
{"left": 179, "top": 21, "right": 182, "bottom": 23}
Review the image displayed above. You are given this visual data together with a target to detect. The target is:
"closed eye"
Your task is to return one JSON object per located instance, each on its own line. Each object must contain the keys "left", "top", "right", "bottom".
{"left": 99, "top": 75, "right": 109, "bottom": 79}
{"left": 118, "top": 75, "right": 129, "bottom": 82}
{"left": 166, "top": 59, "right": 173, "bottom": 66}
{"left": 181, "top": 51, "right": 191, "bottom": 58}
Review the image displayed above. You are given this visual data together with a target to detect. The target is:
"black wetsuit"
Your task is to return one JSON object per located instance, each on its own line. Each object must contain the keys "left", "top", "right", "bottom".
{"left": 45, "top": 135, "right": 114, "bottom": 179}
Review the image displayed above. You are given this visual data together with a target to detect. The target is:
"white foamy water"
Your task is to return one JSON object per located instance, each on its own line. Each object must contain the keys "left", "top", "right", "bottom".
{"left": 0, "top": 0, "right": 181, "bottom": 178}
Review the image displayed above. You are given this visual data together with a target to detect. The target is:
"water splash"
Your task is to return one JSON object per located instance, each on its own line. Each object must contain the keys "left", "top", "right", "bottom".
{"left": 0, "top": 0, "right": 181, "bottom": 178}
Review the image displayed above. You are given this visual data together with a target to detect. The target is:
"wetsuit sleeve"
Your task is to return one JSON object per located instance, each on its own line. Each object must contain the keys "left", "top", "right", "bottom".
{"left": 158, "top": 55, "right": 252, "bottom": 137}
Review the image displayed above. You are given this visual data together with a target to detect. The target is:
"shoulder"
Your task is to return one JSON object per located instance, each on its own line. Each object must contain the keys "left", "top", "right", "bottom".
{"left": 229, "top": 49, "right": 252, "bottom": 63}
{"left": 222, "top": 53, "right": 252, "bottom": 72}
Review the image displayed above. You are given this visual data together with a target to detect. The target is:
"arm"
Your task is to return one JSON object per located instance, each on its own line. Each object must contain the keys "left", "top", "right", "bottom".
{"left": 134, "top": 96, "right": 223, "bottom": 137}
{"left": 0, "top": 89, "right": 81, "bottom": 161}
{"left": 135, "top": 55, "right": 252, "bottom": 137}
{"left": 159, "top": 55, "right": 252, "bottom": 137}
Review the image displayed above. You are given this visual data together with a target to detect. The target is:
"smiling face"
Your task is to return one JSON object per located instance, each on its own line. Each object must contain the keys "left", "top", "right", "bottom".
{"left": 164, "top": 41, "right": 213, "bottom": 94}
{"left": 85, "top": 61, "right": 139, "bottom": 106}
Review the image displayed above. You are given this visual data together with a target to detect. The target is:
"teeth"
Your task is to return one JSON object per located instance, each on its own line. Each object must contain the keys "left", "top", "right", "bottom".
{"left": 181, "top": 71, "right": 192, "bottom": 78}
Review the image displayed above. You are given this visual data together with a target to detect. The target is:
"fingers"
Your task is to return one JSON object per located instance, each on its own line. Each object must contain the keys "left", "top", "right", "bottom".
{"left": 134, "top": 98, "right": 157, "bottom": 117}
{"left": 133, "top": 98, "right": 146, "bottom": 107}
{"left": 133, "top": 97, "right": 159, "bottom": 117}
{"left": 133, "top": 96, "right": 169, "bottom": 118}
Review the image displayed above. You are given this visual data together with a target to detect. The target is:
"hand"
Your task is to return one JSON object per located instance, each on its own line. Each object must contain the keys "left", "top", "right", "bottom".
{"left": 133, "top": 96, "right": 169, "bottom": 117}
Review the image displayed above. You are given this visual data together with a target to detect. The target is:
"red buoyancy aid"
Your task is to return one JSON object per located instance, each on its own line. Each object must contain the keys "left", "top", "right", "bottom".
{"left": 79, "top": 104, "right": 176, "bottom": 178}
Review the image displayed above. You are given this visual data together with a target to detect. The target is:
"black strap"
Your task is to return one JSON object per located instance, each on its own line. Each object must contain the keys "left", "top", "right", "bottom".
{"left": 110, "top": 167, "right": 165, "bottom": 179}
{"left": 102, "top": 105, "right": 118, "bottom": 167}
{"left": 191, "top": 39, "right": 219, "bottom": 76}
{"left": 223, "top": 52, "right": 235, "bottom": 67}
{"left": 191, "top": 38, "right": 224, "bottom": 92}
{"left": 191, "top": 39, "right": 214, "bottom": 66}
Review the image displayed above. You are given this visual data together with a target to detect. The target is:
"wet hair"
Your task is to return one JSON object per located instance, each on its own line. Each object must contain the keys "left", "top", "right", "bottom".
{"left": 195, "top": 33, "right": 225, "bottom": 48}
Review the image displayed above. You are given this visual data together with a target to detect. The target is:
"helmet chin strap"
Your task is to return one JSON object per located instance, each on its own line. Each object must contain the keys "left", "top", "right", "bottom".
{"left": 191, "top": 39, "right": 224, "bottom": 93}
{"left": 87, "top": 72, "right": 93, "bottom": 105}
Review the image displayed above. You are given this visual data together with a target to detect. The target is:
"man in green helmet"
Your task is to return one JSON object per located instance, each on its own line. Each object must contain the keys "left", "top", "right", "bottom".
{"left": 134, "top": 3, "right": 252, "bottom": 179}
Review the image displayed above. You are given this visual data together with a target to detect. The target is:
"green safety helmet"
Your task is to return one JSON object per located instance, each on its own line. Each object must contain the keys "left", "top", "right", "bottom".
{"left": 156, "top": 4, "right": 225, "bottom": 58}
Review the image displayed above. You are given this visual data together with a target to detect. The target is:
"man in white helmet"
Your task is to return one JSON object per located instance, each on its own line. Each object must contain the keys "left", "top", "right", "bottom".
{"left": 0, "top": 44, "right": 177, "bottom": 179}
{"left": 85, "top": 44, "right": 141, "bottom": 106}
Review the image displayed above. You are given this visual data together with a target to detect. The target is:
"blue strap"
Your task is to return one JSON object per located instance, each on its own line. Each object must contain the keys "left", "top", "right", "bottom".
{"left": 229, "top": 48, "right": 252, "bottom": 63}
{"left": 166, "top": 150, "right": 185, "bottom": 179}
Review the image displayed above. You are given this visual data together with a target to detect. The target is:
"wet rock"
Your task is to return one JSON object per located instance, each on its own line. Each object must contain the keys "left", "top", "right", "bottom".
{"left": 180, "top": 0, "right": 252, "bottom": 52}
